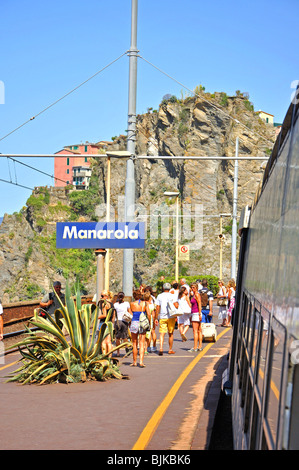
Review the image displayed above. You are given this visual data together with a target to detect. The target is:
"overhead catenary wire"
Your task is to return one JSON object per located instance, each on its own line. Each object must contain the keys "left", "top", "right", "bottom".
{"left": 0, "top": 47, "right": 271, "bottom": 196}
{"left": 0, "top": 52, "right": 127, "bottom": 191}
{"left": 0, "top": 51, "right": 128, "bottom": 144}
{"left": 6, "top": 157, "right": 13, "bottom": 182}
{"left": 0, "top": 178, "right": 34, "bottom": 191}
{"left": 7, "top": 156, "right": 68, "bottom": 185}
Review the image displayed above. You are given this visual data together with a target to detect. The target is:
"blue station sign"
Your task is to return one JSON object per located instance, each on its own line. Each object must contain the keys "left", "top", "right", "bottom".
{"left": 56, "top": 222, "right": 146, "bottom": 249}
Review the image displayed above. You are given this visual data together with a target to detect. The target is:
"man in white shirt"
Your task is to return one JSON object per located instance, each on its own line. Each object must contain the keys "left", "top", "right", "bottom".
{"left": 154, "top": 283, "right": 176, "bottom": 356}
{"left": 180, "top": 278, "right": 190, "bottom": 294}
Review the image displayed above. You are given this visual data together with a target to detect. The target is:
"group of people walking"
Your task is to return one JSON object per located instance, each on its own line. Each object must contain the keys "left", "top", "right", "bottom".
{"left": 38, "top": 277, "right": 235, "bottom": 369}
{"left": 96, "top": 277, "right": 235, "bottom": 368}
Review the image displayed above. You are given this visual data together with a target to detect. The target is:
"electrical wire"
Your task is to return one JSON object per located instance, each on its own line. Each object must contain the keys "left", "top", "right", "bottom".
{"left": 0, "top": 49, "right": 273, "bottom": 196}
{"left": 0, "top": 51, "right": 127, "bottom": 144}
{"left": 6, "top": 157, "right": 12, "bottom": 182}
{"left": 7, "top": 156, "right": 68, "bottom": 184}
{"left": 0, "top": 51, "right": 127, "bottom": 191}
{"left": 0, "top": 178, "right": 34, "bottom": 191}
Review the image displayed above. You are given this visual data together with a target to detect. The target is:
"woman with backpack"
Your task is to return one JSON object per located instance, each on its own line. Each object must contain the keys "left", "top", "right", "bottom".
{"left": 199, "top": 279, "right": 214, "bottom": 323}
{"left": 129, "top": 290, "right": 150, "bottom": 368}
{"left": 114, "top": 291, "right": 133, "bottom": 357}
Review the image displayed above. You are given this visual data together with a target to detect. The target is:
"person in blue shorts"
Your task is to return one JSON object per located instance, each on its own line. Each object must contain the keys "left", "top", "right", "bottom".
{"left": 199, "top": 279, "right": 214, "bottom": 323}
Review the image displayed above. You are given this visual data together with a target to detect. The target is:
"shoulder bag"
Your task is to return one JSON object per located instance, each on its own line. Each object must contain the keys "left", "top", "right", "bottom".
{"left": 139, "top": 311, "right": 150, "bottom": 330}
{"left": 122, "top": 311, "right": 133, "bottom": 323}
{"left": 217, "top": 298, "right": 228, "bottom": 306}
{"left": 167, "top": 299, "right": 184, "bottom": 318}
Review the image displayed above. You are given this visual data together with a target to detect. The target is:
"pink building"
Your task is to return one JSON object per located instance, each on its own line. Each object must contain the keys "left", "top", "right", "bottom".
{"left": 54, "top": 141, "right": 112, "bottom": 187}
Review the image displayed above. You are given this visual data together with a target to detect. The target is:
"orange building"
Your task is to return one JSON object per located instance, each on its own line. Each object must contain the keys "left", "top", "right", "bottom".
{"left": 54, "top": 141, "right": 112, "bottom": 187}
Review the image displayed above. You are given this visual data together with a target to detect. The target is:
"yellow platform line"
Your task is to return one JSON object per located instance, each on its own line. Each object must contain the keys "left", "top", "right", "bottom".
{"left": 0, "top": 359, "right": 19, "bottom": 372}
{"left": 132, "top": 328, "right": 229, "bottom": 450}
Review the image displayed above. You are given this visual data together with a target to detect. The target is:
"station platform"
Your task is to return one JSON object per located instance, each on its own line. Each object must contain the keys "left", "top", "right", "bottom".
{"left": 0, "top": 319, "right": 233, "bottom": 451}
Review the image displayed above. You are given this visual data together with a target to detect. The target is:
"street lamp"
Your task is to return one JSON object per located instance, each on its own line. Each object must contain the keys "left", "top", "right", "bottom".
{"left": 163, "top": 191, "right": 180, "bottom": 281}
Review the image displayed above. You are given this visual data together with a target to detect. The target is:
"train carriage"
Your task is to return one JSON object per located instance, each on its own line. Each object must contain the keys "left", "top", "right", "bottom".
{"left": 227, "top": 87, "right": 299, "bottom": 450}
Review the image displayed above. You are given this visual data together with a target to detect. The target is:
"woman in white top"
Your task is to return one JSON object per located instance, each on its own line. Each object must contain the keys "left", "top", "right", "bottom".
{"left": 226, "top": 279, "right": 236, "bottom": 327}
{"left": 217, "top": 280, "right": 228, "bottom": 326}
{"left": 176, "top": 286, "right": 191, "bottom": 342}
{"left": 114, "top": 292, "right": 132, "bottom": 356}
{"left": 170, "top": 282, "right": 180, "bottom": 300}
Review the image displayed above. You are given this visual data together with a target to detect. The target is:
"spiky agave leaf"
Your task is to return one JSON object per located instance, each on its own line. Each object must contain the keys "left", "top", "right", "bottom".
{"left": 7, "top": 282, "right": 129, "bottom": 385}
{"left": 39, "top": 367, "right": 68, "bottom": 385}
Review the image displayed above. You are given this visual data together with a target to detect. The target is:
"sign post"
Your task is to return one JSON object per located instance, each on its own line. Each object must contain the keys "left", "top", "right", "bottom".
{"left": 95, "top": 249, "right": 106, "bottom": 303}
{"left": 179, "top": 244, "right": 190, "bottom": 261}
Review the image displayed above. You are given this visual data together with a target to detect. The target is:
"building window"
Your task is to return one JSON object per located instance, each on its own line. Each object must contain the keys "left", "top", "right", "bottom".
{"left": 67, "top": 169, "right": 69, "bottom": 174}
{"left": 85, "top": 146, "right": 88, "bottom": 152}
{"left": 67, "top": 157, "right": 69, "bottom": 165}
{"left": 85, "top": 157, "right": 88, "bottom": 162}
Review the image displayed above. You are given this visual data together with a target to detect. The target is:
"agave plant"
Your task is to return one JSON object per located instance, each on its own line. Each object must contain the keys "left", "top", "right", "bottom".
{"left": 6, "top": 283, "right": 131, "bottom": 385}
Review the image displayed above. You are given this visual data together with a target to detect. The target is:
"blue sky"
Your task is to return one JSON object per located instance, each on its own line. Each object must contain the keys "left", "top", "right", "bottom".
{"left": 0, "top": 0, "right": 298, "bottom": 217}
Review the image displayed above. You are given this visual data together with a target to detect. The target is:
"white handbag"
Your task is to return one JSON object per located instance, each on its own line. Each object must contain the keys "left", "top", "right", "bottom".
{"left": 167, "top": 300, "right": 183, "bottom": 318}
{"left": 122, "top": 311, "right": 133, "bottom": 322}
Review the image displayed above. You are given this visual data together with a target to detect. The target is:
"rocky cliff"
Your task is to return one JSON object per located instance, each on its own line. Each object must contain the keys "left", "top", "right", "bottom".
{"left": 0, "top": 91, "right": 276, "bottom": 301}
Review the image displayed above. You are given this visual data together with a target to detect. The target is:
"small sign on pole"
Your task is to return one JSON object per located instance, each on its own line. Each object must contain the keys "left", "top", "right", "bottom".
{"left": 179, "top": 244, "right": 190, "bottom": 261}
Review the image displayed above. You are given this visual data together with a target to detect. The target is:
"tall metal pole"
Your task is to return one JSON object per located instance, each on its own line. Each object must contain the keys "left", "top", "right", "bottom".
{"left": 175, "top": 195, "right": 179, "bottom": 281}
{"left": 231, "top": 138, "right": 239, "bottom": 280}
{"left": 104, "top": 156, "right": 111, "bottom": 291}
{"left": 220, "top": 215, "right": 223, "bottom": 279}
{"left": 123, "top": 0, "right": 138, "bottom": 296}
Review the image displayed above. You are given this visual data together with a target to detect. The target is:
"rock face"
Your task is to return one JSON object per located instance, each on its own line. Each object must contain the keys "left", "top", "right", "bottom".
{"left": 0, "top": 92, "right": 276, "bottom": 301}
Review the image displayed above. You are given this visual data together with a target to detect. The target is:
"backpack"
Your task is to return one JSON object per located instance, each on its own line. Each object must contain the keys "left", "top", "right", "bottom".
{"left": 200, "top": 289, "right": 209, "bottom": 308}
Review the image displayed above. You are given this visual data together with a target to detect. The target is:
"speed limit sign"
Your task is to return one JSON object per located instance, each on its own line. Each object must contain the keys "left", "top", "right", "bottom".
{"left": 179, "top": 245, "right": 190, "bottom": 260}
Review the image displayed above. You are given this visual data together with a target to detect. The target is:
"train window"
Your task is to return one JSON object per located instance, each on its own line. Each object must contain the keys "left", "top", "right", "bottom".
{"left": 241, "top": 293, "right": 248, "bottom": 333}
{"left": 240, "top": 305, "right": 255, "bottom": 407}
{"left": 250, "top": 395, "right": 261, "bottom": 449}
{"left": 243, "top": 308, "right": 260, "bottom": 437}
{"left": 244, "top": 374, "right": 253, "bottom": 434}
{"left": 264, "top": 319, "right": 286, "bottom": 449}
{"left": 236, "top": 292, "right": 249, "bottom": 380}
{"left": 251, "top": 311, "right": 260, "bottom": 374}
{"left": 240, "top": 348, "right": 249, "bottom": 407}
{"left": 247, "top": 304, "right": 255, "bottom": 353}
{"left": 257, "top": 311, "right": 270, "bottom": 400}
